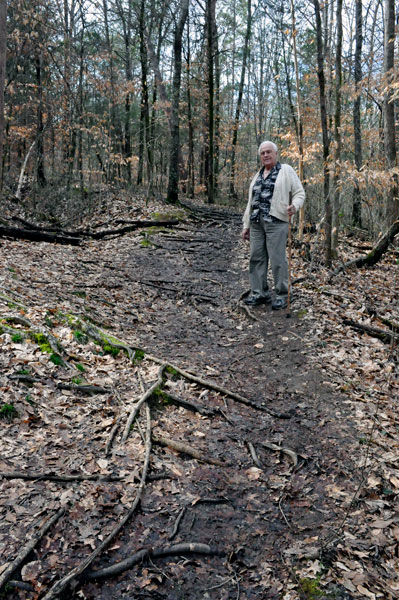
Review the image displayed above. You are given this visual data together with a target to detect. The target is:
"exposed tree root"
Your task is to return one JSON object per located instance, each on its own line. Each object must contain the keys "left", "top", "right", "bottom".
{"left": 261, "top": 441, "right": 298, "bottom": 467}
{"left": 0, "top": 471, "right": 122, "bottom": 483}
{"left": 122, "top": 364, "right": 166, "bottom": 442}
{"left": 152, "top": 433, "right": 225, "bottom": 467}
{"left": 41, "top": 403, "right": 152, "bottom": 600}
{"left": 86, "top": 542, "right": 223, "bottom": 581}
{"left": 0, "top": 507, "right": 65, "bottom": 592}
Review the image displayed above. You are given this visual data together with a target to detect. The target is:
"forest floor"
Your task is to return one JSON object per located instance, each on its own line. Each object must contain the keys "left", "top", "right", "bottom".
{"left": 0, "top": 192, "right": 398, "bottom": 600}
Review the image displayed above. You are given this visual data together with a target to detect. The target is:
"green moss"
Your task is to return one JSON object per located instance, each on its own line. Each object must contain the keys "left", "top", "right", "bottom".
{"left": 299, "top": 577, "right": 323, "bottom": 599}
{"left": 150, "top": 210, "right": 185, "bottom": 221}
{"left": 134, "top": 349, "right": 145, "bottom": 362}
{"left": 166, "top": 365, "right": 178, "bottom": 377}
{"left": 103, "top": 344, "right": 120, "bottom": 357}
{"left": 75, "top": 363, "right": 85, "bottom": 372}
{"left": 0, "top": 403, "right": 18, "bottom": 421}
{"left": 73, "top": 330, "right": 87, "bottom": 343}
{"left": 72, "top": 376, "right": 83, "bottom": 385}
{"left": 296, "top": 309, "right": 308, "bottom": 318}
{"left": 17, "top": 368, "right": 30, "bottom": 375}
{"left": 50, "top": 353, "right": 63, "bottom": 366}
{"left": 11, "top": 333, "right": 24, "bottom": 343}
{"left": 140, "top": 238, "right": 154, "bottom": 248}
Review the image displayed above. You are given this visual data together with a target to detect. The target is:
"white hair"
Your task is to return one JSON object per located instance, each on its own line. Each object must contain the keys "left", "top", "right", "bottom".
{"left": 258, "top": 141, "right": 278, "bottom": 155}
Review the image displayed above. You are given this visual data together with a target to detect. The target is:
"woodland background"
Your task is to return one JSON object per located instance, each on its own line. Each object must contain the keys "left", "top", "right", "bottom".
{"left": 0, "top": 0, "right": 399, "bottom": 250}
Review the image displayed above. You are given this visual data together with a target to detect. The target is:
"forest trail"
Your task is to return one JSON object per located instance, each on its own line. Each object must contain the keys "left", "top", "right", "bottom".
{"left": 0, "top": 200, "right": 397, "bottom": 599}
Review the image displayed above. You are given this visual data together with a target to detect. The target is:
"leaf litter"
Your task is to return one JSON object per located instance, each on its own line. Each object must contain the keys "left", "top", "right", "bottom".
{"left": 0, "top": 193, "right": 398, "bottom": 599}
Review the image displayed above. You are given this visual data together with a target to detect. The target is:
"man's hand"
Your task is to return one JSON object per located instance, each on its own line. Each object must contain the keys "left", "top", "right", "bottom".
{"left": 242, "top": 228, "right": 250, "bottom": 241}
{"left": 287, "top": 204, "right": 296, "bottom": 217}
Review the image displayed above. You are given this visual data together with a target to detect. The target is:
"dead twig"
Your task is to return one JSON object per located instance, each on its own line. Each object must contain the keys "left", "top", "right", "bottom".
{"left": 0, "top": 507, "right": 65, "bottom": 591}
{"left": 247, "top": 442, "right": 262, "bottom": 468}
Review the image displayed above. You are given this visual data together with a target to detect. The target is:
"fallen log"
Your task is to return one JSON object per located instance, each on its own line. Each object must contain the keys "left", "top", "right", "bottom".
{"left": 343, "top": 319, "right": 399, "bottom": 344}
{"left": 331, "top": 219, "right": 399, "bottom": 277}
{"left": 0, "top": 226, "right": 81, "bottom": 245}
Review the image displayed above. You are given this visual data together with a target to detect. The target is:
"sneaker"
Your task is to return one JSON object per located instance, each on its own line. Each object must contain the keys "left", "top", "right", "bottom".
{"left": 244, "top": 295, "right": 272, "bottom": 306}
{"left": 272, "top": 297, "right": 288, "bottom": 310}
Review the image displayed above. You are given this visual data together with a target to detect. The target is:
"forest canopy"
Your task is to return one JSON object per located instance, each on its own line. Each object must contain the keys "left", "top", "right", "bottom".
{"left": 0, "top": 0, "right": 398, "bottom": 259}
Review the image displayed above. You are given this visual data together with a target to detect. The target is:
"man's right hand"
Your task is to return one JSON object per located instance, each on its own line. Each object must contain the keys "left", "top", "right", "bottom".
{"left": 242, "top": 228, "right": 250, "bottom": 241}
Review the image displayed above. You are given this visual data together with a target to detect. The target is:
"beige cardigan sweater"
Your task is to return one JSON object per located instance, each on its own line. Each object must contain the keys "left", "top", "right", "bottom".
{"left": 242, "top": 163, "right": 305, "bottom": 229}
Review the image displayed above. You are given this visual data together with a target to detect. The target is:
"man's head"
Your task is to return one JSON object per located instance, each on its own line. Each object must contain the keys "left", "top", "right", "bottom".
{"left": 258, "top": 141, "right": 278, "bottom": 170}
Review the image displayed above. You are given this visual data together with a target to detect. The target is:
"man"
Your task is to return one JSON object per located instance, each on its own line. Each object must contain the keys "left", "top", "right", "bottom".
{"left": 242, "top": 141, "right": 305, "bottom": 310}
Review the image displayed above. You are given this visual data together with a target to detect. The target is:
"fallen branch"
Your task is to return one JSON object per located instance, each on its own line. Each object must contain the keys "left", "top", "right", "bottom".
{"left": 87, "top": 542, "right": 223, "bottom": 580}
{"left": 343, "top": 319, "right": 399, "bottom": 344}
{"left": 0, "top": 225, "right": 81, "bottom": 245}
{"left": 0, "top": 507, "right": 65, "bottom": 591}
{"left": 42, "top": 403, "right": 152, "bottom": 600}
{"left": 152, "top": 433, "right": 225, "bottom": 467}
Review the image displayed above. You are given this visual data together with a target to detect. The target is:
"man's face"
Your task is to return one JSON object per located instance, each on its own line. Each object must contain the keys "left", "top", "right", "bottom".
{"left": 260, "top": 144, "right": 278, "bottom": 170}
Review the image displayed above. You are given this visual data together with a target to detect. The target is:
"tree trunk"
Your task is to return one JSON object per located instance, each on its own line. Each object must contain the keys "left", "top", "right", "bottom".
{"left": 205, "top": 0, "right": 216, "bottom": 204}
{"left": 352, "top": 0, "right": 363, "bottom": 228}
{"left": 35, "top": 50, "right": 46, "bottom": 187}
{"left": 229, "top": 0, "right": 252, "bottom": 200}
{"left": 137, "top": 0, "right": 148, "bottom": 186}
{"left": 383, "top": 0, "right": 398, "bottom": 225}
{"left": 0, "top": 0, "right": 6, "bottom": 196}
{"left": 313, "top": 0, "right": 331, "bottom": 266}
{"left": 290, "top": 0, "right": 305, "bottom": 239}
{"left": 166, "top": 0, "right": 189, "bottom": 204}
{"left": 186, "top": 18, "right": 194, "bottom": 198}
{"left": 332, "top": 0, "right": 342, "bottom": 255}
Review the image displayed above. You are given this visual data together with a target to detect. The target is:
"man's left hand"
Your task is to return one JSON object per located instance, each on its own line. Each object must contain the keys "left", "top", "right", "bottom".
{"left": 287, "top": 204, "right": 296, "bottom": 217}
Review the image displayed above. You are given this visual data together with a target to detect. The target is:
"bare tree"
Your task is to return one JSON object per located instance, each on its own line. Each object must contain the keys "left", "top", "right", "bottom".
{"left": 332, "top": 0, "right": 342, "bottom": 254}
{"left": 0, "top": 0, "right": 6, "bottom": 195}
{"left": 313, "top": 0, "right": 331, "bottom": 265}
{"left": 166, "top": 0, "right": 190, "bottom": 204}
{"left": 229, "top": 0, "right": 252, "bottom": 200}
{"left": 352, "top": 0, "right": 363, "bottom": 228}
{"left": 383, "top": 0, "right": 398, "bottom": 224}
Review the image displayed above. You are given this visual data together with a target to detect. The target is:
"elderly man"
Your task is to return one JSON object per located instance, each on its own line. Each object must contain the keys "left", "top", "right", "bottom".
{"left": 242, "top": 141, "right": 305, "bottom": 310}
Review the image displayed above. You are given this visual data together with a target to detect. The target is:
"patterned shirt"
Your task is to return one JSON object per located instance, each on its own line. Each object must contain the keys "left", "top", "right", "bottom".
{"left": 250, "top": 162, "right": 282, "bottom": 223}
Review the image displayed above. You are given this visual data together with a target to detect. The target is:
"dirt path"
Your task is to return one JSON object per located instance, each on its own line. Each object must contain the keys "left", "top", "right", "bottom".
{"left": 0, "top": 203, "right": 397, "bottom": 599}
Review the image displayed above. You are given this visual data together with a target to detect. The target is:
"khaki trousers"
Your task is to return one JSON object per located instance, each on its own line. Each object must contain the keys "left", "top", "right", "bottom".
{"left": 249, "top": 217, "right": 288, "bottom": 300}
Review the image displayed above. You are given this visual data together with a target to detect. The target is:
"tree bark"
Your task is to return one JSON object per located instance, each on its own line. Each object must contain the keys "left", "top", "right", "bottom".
{"left": 313, "top": 0, "right": 331, "bottom": 266}
{"left": 166, "top": 0, "right": 189, "bottom": 204}
{"left": 352, "top": 0, "right": 363, "bottom": 228}
{"left": 0, "top": 0, "right": 6, "bottom": 196}
{"left": 290, "top": 0, "right": 305, "bottom": 239}
{"left": 383, "top": 0, "right": 398, "bottom": 225}
{"left": 229, "top": 0, "right": 252, "bottom": 200}
{"left": 332, "top": 0, "right": 343, "bottom": 254}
